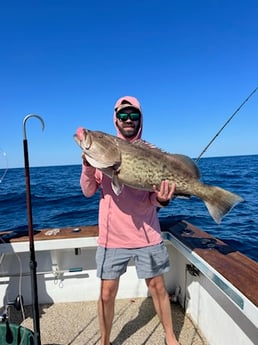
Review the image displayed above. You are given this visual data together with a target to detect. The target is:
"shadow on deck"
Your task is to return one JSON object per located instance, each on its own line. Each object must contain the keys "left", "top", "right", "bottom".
{"left": 2, "top": 297, "right": 208, "bottom": 345}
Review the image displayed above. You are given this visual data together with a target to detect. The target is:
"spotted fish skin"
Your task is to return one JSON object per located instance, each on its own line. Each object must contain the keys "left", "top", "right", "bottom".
{"left": 74, "top": 128, "right": 243, "bottom": 223}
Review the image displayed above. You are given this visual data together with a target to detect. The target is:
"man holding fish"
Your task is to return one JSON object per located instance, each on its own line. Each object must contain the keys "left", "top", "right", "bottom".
{"left": 78, "top": 96, "right": 179, "bottom": 345}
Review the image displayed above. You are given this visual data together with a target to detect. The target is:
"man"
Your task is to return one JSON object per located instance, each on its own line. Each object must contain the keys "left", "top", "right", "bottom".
{"left": 80, "top": 96, "right": 179, "bottom": 345}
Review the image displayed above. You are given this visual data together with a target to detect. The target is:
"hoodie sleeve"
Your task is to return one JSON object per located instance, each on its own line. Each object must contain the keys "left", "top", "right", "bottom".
{"left": 80, "top": 164, "right": 100, "bottom": 197}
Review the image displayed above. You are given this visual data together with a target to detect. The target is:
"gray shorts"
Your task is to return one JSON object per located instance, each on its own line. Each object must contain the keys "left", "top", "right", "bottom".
{"left": 96, "top": 241, "right": 170, "bottom": 279}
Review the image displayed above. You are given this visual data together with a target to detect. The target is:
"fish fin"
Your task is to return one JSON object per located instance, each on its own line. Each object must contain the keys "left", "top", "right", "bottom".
{"left": 133, "top": 142, "right": 201, "bottom": 179}
{"left": 171, "top": 154, "right": 201, "bottom": 179}
{"left": 134, "top": 139, "right": 157, "bottom": 149}
{"left": 204, "top": 186, "right": 244, "bottom": 223}
{"left": 174, "top": 194, "right": 191, "bottom": 199}
{"left": 111, "top": 172, "right": 123, "bottom": 195}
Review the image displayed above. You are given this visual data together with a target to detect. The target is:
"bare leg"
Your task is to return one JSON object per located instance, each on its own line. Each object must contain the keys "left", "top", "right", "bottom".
{"left": 98, "top": 278, "right": 119, "bottom": 345}
{"left": 146, "top": 275, "right": 179, "bottom": 345}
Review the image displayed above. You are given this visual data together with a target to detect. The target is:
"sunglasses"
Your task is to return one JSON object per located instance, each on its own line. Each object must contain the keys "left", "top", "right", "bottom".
{"left": 116, "top": 112, "right": 141, "bottom": 122}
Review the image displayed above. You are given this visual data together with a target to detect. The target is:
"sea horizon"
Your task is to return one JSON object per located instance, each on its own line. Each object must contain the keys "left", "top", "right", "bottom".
{"left": 0, "top": 154, "right": 257, "bottom": 262}
{"left": 5, "top": 153, "right": 258, "bottom": 170}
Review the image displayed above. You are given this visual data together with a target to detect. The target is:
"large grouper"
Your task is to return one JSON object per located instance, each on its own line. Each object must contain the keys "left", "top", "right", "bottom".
{"left": 74, "top": 127, "right": 243, "bottom": 224}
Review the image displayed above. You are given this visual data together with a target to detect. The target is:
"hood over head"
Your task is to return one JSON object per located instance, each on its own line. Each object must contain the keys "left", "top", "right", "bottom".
{"left": 114, "top": 96, "right": 143, "bottom": 141}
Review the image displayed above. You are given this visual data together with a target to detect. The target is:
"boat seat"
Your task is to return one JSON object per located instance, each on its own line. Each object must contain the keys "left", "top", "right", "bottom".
{"left": 0, "top": 322, "right": 34, "bottom": 345}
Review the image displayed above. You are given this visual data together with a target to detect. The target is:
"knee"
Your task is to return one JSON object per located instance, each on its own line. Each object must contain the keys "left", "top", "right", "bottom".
{"left": 100, "top": 286, "right": 117, "bottom": 304}
{"left": 146, "top": 276, "right": 167, "bottom": 295}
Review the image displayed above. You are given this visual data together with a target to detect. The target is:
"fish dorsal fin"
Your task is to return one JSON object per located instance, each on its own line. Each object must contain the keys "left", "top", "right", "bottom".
{"left": 132, "top": 139, "right": 167, "bottom": 153}
{"left": 132, "top": 140, "right": 173, "bottom": 161}
{"left": 132, "top": 140, "right": 200, "bottom": 178}
{"left": 170, "top": 154, "right": 201, "bottom": 178}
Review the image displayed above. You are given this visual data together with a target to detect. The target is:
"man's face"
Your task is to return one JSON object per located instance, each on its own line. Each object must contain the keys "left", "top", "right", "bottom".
{"left": 116, "top": 107, "right": 141, "bottom": 139}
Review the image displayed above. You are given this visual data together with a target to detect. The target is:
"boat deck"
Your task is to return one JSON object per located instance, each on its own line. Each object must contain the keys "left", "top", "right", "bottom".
{"left": 8, "top": 297, "right": 208, "bottom": 345}
{"left": 1, "top": 220, "right": 257, "bottom": 344}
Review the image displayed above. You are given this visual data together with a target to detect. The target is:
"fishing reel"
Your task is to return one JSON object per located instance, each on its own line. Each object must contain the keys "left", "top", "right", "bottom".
{"left": 0, "top": 295, "right": 24, "bottom": 322}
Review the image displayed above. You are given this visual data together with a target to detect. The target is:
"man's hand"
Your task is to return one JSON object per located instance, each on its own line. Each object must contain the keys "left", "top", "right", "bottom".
{"left": 153, "top": 180, "right": 176, "bottom": 205}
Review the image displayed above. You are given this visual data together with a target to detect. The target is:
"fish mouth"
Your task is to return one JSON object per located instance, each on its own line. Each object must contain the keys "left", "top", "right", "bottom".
{"left": 81, "top": 129, "right": 92, "bottom": 150}
{"left": 74, "top": 128, "right": 92, "bottom": 150}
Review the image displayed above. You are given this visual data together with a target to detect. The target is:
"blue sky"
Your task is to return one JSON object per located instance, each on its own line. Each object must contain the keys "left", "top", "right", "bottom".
{"left": 0, "top": 0, "right": 257, "bottom": 169}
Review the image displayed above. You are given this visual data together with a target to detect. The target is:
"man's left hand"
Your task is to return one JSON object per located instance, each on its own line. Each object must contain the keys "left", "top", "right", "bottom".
{"left": 153, "top": 180, "right": 176, "bottom": 204}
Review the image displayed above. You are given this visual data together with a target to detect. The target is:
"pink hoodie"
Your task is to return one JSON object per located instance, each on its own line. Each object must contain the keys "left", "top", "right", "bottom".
{"left": 80, "top": 96, "right": 163, "bottom": 248}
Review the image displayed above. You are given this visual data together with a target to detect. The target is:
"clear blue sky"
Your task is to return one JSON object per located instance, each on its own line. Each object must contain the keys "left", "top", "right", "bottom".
{"left": 1, "top": 0, "right": 257, "bottom": 169}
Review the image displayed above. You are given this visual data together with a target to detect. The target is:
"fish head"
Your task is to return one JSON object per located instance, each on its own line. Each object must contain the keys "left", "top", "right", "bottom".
{"left": 74, "top": 127, "right": 121, "bottom": 170}
{"left": 74, "top": 127, "right": 92, "bottom": 149}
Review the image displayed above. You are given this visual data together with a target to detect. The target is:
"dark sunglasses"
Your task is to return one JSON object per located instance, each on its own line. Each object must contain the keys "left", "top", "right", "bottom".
{"left": 116, "top": 112, "right": 141, "bottom": 122}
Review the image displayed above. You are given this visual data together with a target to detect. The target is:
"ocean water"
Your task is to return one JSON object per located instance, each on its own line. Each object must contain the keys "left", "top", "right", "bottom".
{"left": 0, "top": 155, "right": 257, "bottom": 262}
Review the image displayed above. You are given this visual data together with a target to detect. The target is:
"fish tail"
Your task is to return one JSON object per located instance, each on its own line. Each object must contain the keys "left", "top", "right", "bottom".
{"left": 203, "top": 186, "right": 244, "bottom": 224}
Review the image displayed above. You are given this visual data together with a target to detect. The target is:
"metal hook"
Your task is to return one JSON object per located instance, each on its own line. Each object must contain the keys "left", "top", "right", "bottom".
{"left": 23, "top": 114, "right": 45, "bottom": 140}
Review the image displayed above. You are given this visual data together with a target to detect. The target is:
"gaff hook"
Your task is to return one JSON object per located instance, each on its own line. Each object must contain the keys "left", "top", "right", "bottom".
{"left": 23, "top": 114, "right": 45, "bottom": 140}
{"left": 22, "top": 113, "right": 44, "bottom": 345}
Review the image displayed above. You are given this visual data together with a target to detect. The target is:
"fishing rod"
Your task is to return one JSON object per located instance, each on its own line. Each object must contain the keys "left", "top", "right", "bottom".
{"left": 196, "top": 86, "right": 258, "bottom": 162}
{"left": 23, "top": 114, "right": 45, "bottom": 345}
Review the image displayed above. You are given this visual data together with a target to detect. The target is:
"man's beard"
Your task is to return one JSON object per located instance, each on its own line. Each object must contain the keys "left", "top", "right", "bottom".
{"left": 117, "top": 122, "right": 140, "bottom": 139}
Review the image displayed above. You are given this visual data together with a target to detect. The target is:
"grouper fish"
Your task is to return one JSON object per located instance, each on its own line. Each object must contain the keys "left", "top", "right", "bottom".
{"left": 74, "top": 127, "right": 243, "bottom": 224}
